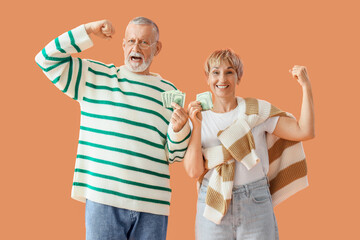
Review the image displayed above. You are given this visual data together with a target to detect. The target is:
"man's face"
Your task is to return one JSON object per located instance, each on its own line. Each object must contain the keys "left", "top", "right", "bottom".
{"left": 123, "top": 23, "right": 161, "bottom": 75}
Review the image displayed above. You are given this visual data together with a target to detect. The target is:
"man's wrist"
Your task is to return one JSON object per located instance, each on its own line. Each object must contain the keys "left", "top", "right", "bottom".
{"left": 168, "top": 121, "right": 191, "bottom": 141}
{"left": 172, "top": 125, "right": 181, "bottom": 133}
{"left": 84, "top": 23, "right": 93, "bottom": 34}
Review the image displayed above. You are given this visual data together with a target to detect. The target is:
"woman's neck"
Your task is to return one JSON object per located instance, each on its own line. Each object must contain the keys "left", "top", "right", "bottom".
{"left": 212, "top": 97, "right": 238, "bottom": 113}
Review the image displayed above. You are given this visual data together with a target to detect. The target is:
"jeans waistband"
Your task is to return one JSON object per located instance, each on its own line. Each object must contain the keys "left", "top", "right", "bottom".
{"left": 232, "top": 177, "right": 269, "bottom": 194}
{"left": 201, "top": 177, "right": 269, "bottom": 194}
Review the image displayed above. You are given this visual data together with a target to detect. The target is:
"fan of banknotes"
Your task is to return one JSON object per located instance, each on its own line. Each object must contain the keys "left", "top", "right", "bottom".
{"left": 161, "top": 90, "right": 213, "bottom": 111}
{"left": 196, "top": 91, "right": 213, "bottom": 111}
{"left": 161, "top": 90, "right": 186, "bottom": 108}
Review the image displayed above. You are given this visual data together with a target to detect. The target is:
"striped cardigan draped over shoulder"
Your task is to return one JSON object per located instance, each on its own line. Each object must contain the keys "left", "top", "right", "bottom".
{"left": 199, "top": 98, "right": 308, "bottom": 224}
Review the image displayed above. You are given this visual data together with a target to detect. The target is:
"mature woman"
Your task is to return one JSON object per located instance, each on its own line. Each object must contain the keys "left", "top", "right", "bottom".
{"left": 184, "top": 49, "right": 315, "bottom": 240}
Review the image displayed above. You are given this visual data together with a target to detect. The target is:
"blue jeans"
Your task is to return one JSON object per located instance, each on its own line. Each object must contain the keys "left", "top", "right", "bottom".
{"left": 195, "top": 177, "right": 279, "bottom": 240}
{"left": 85, "top": 200, "right": 168, "bottom": 240}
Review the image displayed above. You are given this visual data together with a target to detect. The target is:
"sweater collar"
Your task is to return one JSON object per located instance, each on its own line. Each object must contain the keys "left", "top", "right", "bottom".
{"left": 118, "top": 65, "right": 163, "bottom": 82}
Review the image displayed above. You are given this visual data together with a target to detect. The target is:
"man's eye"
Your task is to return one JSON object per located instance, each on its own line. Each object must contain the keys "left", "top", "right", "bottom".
{"left": 128, "top": 39, "right": 136, "bottom": 43}
{"left": 141, "top": 41, "right": 149, "bottom": 45}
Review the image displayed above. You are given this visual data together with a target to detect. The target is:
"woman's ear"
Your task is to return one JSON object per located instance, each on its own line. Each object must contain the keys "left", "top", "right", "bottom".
{"left": 237, "top": 77, "right": 241, "bottom": 85}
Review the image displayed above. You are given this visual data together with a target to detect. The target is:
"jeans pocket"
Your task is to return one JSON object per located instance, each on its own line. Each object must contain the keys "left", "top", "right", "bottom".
{"left": 251, "top": 187, "right": 271, "bottom": 204}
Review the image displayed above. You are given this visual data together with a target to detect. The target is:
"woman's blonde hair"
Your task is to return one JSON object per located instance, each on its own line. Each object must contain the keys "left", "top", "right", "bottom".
{"left": 204, "top": 49, "right": 243, "bottom": 79}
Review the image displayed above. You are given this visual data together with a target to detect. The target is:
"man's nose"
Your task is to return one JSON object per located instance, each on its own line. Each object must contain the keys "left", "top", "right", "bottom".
{"left": 132, "top": 43, "right": 141, "bottom": 52}
{"left": 130, "top": 40, "right": 141, "bottom": 52}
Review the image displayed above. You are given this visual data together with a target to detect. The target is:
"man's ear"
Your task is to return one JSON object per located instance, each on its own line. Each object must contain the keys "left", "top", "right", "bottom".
{"left": 154, "top": 41, "right": 162, "bottom": 56}
{"left": 122, "top": 39, "right": 126, "bottom": 51}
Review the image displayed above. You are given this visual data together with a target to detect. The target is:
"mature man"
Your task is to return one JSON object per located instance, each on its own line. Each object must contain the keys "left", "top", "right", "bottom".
{"left": 35, "top": 17, "right": 190, "bottom": 240}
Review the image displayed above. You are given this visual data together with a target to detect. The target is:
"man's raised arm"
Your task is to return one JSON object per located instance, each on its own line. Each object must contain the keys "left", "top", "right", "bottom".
{"left": 35, "top": 20, "right": 115, "bottom": 101}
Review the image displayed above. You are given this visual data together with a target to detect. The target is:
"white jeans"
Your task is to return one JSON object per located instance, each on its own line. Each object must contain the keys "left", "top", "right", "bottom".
{"left": 195, "top": 177, "right": 279, "bottom": 240}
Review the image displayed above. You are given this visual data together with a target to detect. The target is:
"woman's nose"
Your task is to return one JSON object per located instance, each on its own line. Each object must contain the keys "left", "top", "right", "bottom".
{"left": 219, "top": 74, "right": 226, "bottom": 82}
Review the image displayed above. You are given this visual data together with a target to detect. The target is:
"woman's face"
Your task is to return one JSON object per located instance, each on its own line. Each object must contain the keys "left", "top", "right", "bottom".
{"left": 207, "top": 61, "right": 239, "bottom": 100}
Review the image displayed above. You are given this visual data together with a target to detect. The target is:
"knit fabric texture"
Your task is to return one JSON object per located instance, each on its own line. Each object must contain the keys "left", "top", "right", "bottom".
{"left": 35, "top": 24, "right": 191, "bottom": 216}
{"left": 199, "top": 98, "right": 308, "bottom": 224}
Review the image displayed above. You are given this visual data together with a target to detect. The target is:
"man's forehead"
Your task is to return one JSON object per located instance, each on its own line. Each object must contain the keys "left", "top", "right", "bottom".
{"left": 125, "top": 23, "right": 156, "bottom": 39}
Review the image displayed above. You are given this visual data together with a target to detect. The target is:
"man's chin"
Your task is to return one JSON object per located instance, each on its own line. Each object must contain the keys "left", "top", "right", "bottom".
{"left": 125, "top": 61, "right": 149, "bottom": 73}
{"left": 127, "top": 66, "right": 145, "bottom": 73}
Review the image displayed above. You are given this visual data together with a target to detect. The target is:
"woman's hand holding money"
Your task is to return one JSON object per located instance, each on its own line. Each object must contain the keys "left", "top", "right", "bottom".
{"left": 188, "top": 101, "right": 203, "bottom": 129}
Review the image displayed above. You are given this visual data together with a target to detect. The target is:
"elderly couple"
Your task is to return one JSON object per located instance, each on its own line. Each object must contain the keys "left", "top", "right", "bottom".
{"left": 35, "top": 17, "right": 315, "bottom": 240}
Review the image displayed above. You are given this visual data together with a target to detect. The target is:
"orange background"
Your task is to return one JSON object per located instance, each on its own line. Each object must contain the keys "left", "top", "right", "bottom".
{"left": 1, "top": 0, "right": 359, "bottom": 239}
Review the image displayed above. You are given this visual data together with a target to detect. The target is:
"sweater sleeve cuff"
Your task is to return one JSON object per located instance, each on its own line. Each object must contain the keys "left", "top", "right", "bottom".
{"left": 168, "top": 121, "right": 191, "bottom": 142}
{"left": 71, "top": 24, "right": 94, "bottom": 52}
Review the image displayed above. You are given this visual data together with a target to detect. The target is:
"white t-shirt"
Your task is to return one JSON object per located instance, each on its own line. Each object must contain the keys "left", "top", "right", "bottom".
{"left": 200, "top": 97, "right": 279, "bottom": 186}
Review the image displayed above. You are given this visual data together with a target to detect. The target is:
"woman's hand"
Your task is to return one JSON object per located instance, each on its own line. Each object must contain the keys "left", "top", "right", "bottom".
{"left": 187, "top": 101, "right": 203, "bottom": 128}
{"left": 290, "top": 65, "right": 311, "bottom": 88}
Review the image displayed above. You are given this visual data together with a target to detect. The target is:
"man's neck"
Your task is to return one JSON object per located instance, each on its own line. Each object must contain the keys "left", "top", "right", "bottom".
{"left": 125, "top": 65, "right": 151, "bottom": 75}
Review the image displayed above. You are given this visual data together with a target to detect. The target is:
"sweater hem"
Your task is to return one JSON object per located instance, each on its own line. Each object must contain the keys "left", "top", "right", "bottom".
{"left": 71, "top": 186, "right": 170, "bottom": 216}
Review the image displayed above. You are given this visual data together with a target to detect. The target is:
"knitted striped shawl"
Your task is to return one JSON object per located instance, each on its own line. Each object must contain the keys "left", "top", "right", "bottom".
{"left": 199, "top": 98, "right": 308, "bottom": 224}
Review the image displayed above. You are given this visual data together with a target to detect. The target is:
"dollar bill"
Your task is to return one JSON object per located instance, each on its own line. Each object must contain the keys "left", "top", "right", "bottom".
{"left": 161, "top": 90, "right": 186, "bottom": 108}
{"left": 196, "top": 91, "right": 213, "bottom": 111}
{"left": 161, "top": 91, "right": 167, "bottom": 107}
{"left": 171, "top": 91, "right": 186, "bottom": 108}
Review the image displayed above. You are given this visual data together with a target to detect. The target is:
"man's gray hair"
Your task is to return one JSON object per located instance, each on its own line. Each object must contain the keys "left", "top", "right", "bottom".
{"left": 129, "top": 16, "right": 159, "bottom": 42}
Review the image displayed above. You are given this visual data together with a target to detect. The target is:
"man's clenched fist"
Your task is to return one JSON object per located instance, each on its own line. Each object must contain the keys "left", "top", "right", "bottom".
{"left": 85, "top": 20, "right": 115, "bottom": 39}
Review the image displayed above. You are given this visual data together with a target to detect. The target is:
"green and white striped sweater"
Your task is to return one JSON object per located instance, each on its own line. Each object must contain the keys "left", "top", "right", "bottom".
{"left": 35, "top": 24, "right": 190, "bottom": 216}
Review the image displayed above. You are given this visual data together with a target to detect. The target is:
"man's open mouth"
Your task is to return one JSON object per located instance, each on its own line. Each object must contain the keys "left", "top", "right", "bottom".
{"left": 131, "top": 56, "right": 143, "bottom": 61}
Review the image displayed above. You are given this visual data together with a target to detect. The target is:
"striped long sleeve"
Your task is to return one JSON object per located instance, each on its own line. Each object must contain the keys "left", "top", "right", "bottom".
{"left": 35, "top": 24, "right": 190, "bottom": 216}
{"left": 166, "top": 122, "right": 191, "bottom": 163}
{"left": 35, "top": 25, "right": 93, "bottom": 101}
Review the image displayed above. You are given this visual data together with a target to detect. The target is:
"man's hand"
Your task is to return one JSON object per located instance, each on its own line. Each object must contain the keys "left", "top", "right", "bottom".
{"left": 85, "top": 20, "right": 115, "bottom": 39}
{"left": 170, "top": 103, "right": 188, "bottom": 132}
